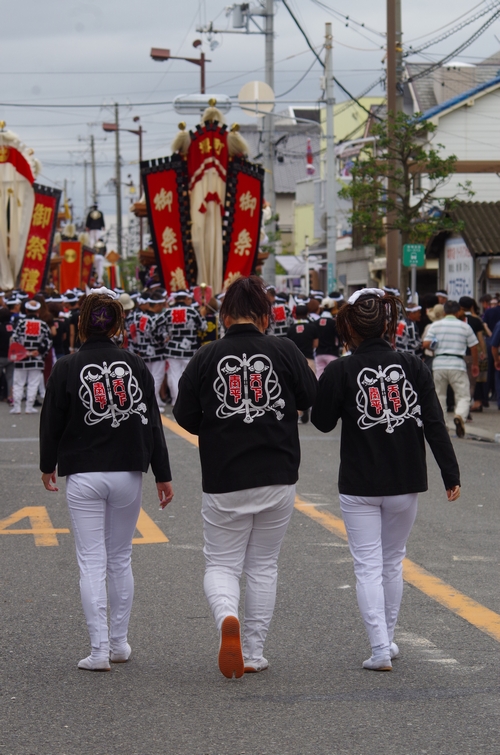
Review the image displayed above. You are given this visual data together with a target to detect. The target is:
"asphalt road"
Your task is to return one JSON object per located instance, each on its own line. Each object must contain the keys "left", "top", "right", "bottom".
{"left": 0, "top": 402, "right": 499, "bottom": 755}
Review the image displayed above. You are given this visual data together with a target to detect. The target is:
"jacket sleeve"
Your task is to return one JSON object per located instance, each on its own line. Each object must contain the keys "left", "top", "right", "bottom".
{"left": 414, "top": 358, "right": 461, "bottom": 489}
{"left": 311, "top": 359, "right": 343, "bottom": 432}
{"left": 291, "top": 345, "right": 318, "bottom": 410}
{"left": 39, "top": 323, "right": 53, "bottom": 357}
{"left": 142, "top": 363, "right": 172, "bottom": 482}
{"left": 173, "top": 359, "right": 203, "bottom": 435}
{"left": 39, "top": 362, "right": 69, "bottom": 474}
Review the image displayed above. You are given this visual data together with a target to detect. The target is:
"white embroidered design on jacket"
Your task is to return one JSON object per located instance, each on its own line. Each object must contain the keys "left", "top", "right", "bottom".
{"left": 79, "top": 361, "right": 148, "bottom": 428}
{"left": 214, "top": 352, "right": 285, "bottom": 423}
{"left": 356, "top": 363, "right": 423, "bottom": 433}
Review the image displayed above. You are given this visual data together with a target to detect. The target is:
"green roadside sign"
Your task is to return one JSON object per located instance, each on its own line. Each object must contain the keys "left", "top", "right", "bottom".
{"left": 403, "top": 243, "right": 425, "bottom": 267}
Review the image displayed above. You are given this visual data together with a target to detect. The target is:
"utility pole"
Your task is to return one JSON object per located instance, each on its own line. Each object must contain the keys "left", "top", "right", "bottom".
{"left": 137, "top": 122, "right": 144, "bottom": 252}
{"left": 114, "top": 103, "right": 122, "bottom": 257}
{"left": 83, "top": 159, "right": 88, "bottom": 215}
{"left": 324, "top": 22, "right": 336, "bottom": 294}
{"left": 386, "top": 0, "right": 403, "bottom": 291}
{"left": 196, "top": 3, "right": 277, "bottom": 282}
{"left": 261, "top": 0, "right": 276, "bottom": 285}
{"left": 90, "top": 134, "right": 98, "bottom": 205}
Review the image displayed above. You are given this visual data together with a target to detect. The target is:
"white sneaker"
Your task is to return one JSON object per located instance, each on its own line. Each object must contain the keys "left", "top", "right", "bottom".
{"left": 362, "top": 655, "right": 392, "bottom": 671}
{"left": 9, "top": 407, "right": 21, "bottom": 414}
{"left": 110, "top": 642, "right": 131, "bottom": 663}
{"left": 390, "top": 642, "right": 399, "bottom": 659}
{"left": 25, "top": 407, "right": 38, "bottom": 414}
{"left": 78, "top": 655, "right": 111, "bottom": 671}
{"left": 244, "top": 657, "right": 269, "bottom": 673}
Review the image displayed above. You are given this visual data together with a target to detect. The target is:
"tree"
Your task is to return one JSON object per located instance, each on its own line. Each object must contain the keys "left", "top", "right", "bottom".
{"left": 338, "top": 111, "right": 474, "bottom": 248}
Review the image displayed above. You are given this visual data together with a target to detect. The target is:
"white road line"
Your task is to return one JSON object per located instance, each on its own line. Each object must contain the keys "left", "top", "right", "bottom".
{"left": 396, "top": 630, "right": 458, "bottom": 665}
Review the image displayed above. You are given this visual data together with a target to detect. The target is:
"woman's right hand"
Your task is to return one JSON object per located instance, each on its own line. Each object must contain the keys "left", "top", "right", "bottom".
{"left": 42, "top": 471, "right": 59, "bottom": 492}
{"left": 446, "top": 485, "right": 460, "bottom": 502}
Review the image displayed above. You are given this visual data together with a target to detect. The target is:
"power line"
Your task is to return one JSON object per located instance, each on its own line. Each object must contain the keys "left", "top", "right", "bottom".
{"left": 406, "top": 0, "right": 493, "bottom": 43}
{"left": 405, "top": 1, "right": 500, "bottom": 57}
{"left": 307, "top": 0, "right": 385, "bottom": 38}
{"left": 276, "top": 51, "right": 323, "bottom": 98}
{"left": 408, "top": 8, "right": 500, "bottom": 82}
{"left": 281, "top": 0, "right": 382, "bottom": 120}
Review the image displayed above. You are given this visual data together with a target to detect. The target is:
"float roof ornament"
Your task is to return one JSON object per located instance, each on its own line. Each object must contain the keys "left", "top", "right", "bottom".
{"left": 0, "top": 121, "right": 42, "bottom": 180}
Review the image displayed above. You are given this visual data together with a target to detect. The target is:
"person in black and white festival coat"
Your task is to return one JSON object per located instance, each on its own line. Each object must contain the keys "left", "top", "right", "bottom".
{"left": 39, "top": 288, "right": 173, "bottom": 671}
{"left": 174, "top": 276, "right": 317, "bottom": 679}
{"left": 128, "top": 291, "right": 166, "bottom": 410}
{"left": 265, "top": 287, "right": 294, "bottom": 337}
{"left": 312, "top": 288, "right": 460, "bottom": 672}
{"left": 10, "top": 299, "right": 52, "bottom": 414}
{"left": 160, "top": 290, "right": 206, "bottom": 406}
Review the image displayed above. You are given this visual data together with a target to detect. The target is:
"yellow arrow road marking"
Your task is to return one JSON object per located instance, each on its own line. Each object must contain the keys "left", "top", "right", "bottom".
{"left": 162, "top": 414, "right": 500, "bottom": 644}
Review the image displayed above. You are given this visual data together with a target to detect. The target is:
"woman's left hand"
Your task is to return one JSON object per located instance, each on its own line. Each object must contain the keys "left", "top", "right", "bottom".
{"left": 157, "top": 481, "right": 174, "bottom": 509}
{"left": 446, "top": 485, "right": 460, "bottom": 502}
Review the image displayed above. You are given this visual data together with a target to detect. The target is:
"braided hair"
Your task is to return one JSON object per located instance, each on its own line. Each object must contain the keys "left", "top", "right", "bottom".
{"left": 336, "top": 293, "right": 400, "bottom": 348}
{"left": 78, "top": 293, "right": 124, "bottom": 343}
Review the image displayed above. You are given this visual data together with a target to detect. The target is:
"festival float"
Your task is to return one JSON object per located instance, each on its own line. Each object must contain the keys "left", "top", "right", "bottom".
{"left": 0, "top": 122, "right": 62, "bottom": 293}
{"left": 135, "top": 100, "right": 266, "bottom": 294}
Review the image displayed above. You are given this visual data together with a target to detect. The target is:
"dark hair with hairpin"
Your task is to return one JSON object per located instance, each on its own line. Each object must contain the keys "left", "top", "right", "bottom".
{"left": 78, "top": 294, "right": 124, "bottom": 342}
{"left": 336, "top": 293, "right": 400, "bottom": 347}
{"left": 220, "top": 275, "right": 272, "bottom": 325}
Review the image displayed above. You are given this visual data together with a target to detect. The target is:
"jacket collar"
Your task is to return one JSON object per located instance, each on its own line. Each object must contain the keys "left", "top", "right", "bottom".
{"left": 79, "top": 337, "right": 119, "bottom": 351}
{"left": 226, "top": 323, "right": 263, "bottom": 337}
{"left": 354, "top": 337, "right": 394, "bottom": 353}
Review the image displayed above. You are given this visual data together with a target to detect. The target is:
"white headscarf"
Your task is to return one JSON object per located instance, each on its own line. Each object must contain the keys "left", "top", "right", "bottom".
{"left": 89, "top": 286, "right": 119, "bottom": 300}
{"left": 348, "top": 288, "right": 385, "bottom": 306}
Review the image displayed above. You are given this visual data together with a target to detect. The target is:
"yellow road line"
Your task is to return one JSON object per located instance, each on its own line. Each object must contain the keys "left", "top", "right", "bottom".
{"left": 161, "top": 415, "right": 198, "bottom": 446}
{"left": 295, "top": 496, "right": 500, "bottom": 644}
{"left": 162, "top": 415, "right": 500, "bottom": 644}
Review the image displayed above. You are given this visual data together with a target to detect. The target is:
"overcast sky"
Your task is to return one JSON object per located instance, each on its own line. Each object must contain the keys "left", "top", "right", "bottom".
{"left": 2, "top": 0, "right": 500, "bottom": 227}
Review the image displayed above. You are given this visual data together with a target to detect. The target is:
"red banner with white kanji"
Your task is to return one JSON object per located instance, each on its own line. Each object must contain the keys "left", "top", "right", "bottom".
{"left": 222, "top": 159, "right": 264, "bottom": 290}
{"left": 141, "top": 155, "right": 197, "bottom": 290}
{"left": 59, "top": 241, "right": 82, "bottom": 292}
{"left": 19, "top": 184, "right": 61, "bottom": 294}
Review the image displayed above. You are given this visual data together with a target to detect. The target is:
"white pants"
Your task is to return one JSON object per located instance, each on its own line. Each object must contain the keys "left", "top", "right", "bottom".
{"left": 12, "top": 368, "right": 42, "bottom": 412}
{"left": 340, "top": 493, "right": 418, "bottom": 657}
{"left": 202, "top": 484, "right": 295, "bottom": 662}
{"left": 147, "top": 360, "right": 166, "bottom": 405}
{"left": 433, "top": 368, "right": 470, "bottom": 422}
{"left": 168, "top": 357, "right": 190, "bottom": 406}
{"left": 315, "top": 354, "right": 337, "bottom": 380}
{"left": 66, "top": 471, "right": 142, "bottom": 656}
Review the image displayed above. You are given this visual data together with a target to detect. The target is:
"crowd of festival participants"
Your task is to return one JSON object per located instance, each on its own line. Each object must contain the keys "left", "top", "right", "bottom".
{"left": 2, "top": 275, "right": 496, "bottom": 677}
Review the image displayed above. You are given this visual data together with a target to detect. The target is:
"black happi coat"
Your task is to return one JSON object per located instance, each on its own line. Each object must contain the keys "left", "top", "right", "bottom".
{"left": 312, "top": 338, "right": 460, "bottom": 496}
{"left": 40, "top": 337, "right": 171, "bottom": 481}
{"left": 314, "top": 314, "right": 340, "bottom": 357}
{"left": 173, "top": 323, "right": 318, "bottom": 494}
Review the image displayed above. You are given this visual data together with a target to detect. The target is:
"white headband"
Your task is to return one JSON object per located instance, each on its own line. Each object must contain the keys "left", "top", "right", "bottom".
{"left": 90, "top": 286, "right": 118, "bottom": 300}
{"left": 348, "top": 288, "right": 385, "bottom": 306}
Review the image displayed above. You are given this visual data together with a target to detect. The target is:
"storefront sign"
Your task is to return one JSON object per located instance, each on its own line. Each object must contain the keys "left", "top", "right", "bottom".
{"left": 444, "top": 237, "right": 474, "bottom": 298}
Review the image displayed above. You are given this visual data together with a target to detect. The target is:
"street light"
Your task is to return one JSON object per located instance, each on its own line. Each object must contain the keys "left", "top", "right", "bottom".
{"left": 150, "top": 40, "right": 209, "bottom": 93}
{"left": 103, "top": 116, "right": 145, "bottom": 253}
